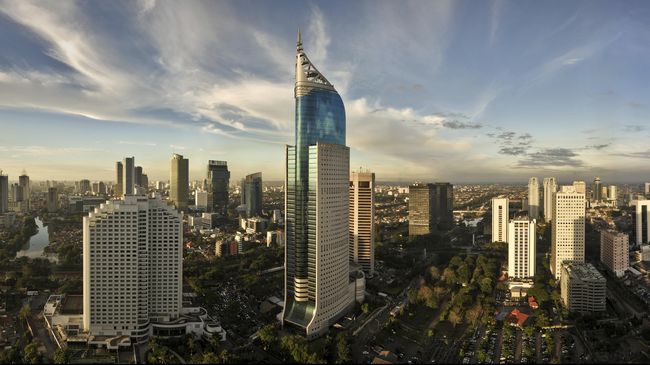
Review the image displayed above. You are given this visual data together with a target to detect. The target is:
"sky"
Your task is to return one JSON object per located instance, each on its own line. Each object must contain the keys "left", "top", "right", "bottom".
{"left": 0, "top": 0, "right": 649, "bottom": 184}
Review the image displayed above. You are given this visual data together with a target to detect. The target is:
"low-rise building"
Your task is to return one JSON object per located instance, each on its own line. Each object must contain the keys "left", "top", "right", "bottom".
{"left": 560, "top": 263, "right": 606, "bottom": 314}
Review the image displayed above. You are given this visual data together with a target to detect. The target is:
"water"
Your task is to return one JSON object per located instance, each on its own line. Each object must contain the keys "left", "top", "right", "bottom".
{"left": 17, "top": 218, "right": 57, "bottom": 261}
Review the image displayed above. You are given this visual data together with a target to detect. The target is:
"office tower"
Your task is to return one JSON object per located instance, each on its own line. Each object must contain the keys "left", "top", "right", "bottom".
{"left": 134, "top": 166, "right": 143, "bottom": 187}
{"left": 600, "top": 230, "right": 629, "bottom": 277}
{"left": 608, "top": 185, "right": 617, "bottom": 204}
{"left": 115, "top": 161, "right": 123, "bottom": 197}
{"left": 206, "top": 161, "right": 229, "bottom": 216}
{"left": 0, "top": 172, "right": 7, "bottom": 213}
{"left": 283, "top": 32, "right": 352, "bottom": 339}
{"left": 491, "top": 197, "right": 509, "bottom": 243}
{"left": 91, "top": 182, "right": 107, "bottom": 196}
{"left": 631, "top": 200, "right": 650, "bottom": 245}
{"left": 507, "top": 218, "right": 536, "bottom": 279}
{"left": 19, "top": 173, "right": 29, "bottom": 209}
{"left": 11, "top": 184, "right": 23, "bottom": 202}
{"left": 79, "top": 179, "right": 91, "bottom": 194}
{"left": 433, "top": 182, "right": 454, "bottom": 229}
{"left": 527, "top": 177, "right": 540, "bottom": 219}
{"left": 572, "top": 181, "right": 586, "bottom": 195}
{"left": 47, "top": 187, "right": 58, "bottom": 212}
{"left": 141, "top": 174, "right": 148, "bottom": 191}
{"left": 349, "top": 170, "right": 375, "bottom": 277}
{"left": 243, "top": 172, "right": 263, "bottom": 218}
{"left": 240, "top": 178, "right": 246, "bottom": 206}
{"left": 409, "top": 183, "right": 435, "bottom": 235}
{"left": 550, "top": 186, "right": 586, "bottom": 279}
{"left": 645, "top": 182, "right": 650, "bottom": 197}
{"left": 195, "top": 190, "right": 208, "bottom": 211}
{"left": 83, "top": 195, "right": 182, "bottom": 340}
{"left": 170, "top": 154, "right": 189, "bottom": 211}
{"left": 560, "top": 263, "right": 606, "bottom": 314}
{"left": 122, "top": 157, "right": 135, "bottom": 196}
{"left": 543, "top": 177, "right": 557, "bottom": 222}
{"left": 592, "top": 177, "right": 602, "bottom": 202}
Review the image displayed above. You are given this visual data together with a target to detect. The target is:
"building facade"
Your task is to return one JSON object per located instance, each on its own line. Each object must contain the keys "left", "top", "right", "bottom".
{"left": 47, "top": 187, "right": 58, "bottom": 213}
{"left": 409, "top": 183, "right": 435, "bottom": 236}
{"left": 600, "top": 230, "right": 629, "bottom": 277}
{"left": 349, "top": 170, "right": 375, "bottom": 277}
{"left": 527, "top": 177, "right": 540, "bottom": 220}
{"left": 491, "top": 197, "right": 509, "bottom": 243}
{"left": 170, "top": 154, "right": 189, "bottom": 211}
{"left": 115, "top": 161, "right": 123, "bottom": 197}
{"left": 631, "top": 200, "right": 650, "bottom": 246}
{"left": 551, "top": 185, "right": 586, "bottom": 279}
{"left": 283, "top": 33, "right": 353, "bottom": 339}
{"left": 560, "top": 263, "right": 606, "bottom": 314}
{"left": 206, "top": 160, "right": 229, "bottom": 216}
{"left": 508, "top": 218, "right": 536, "bottom": 279}
{"left": 243, "top": 172, "right": 263, "bottom": 218}
{"left": 592, "top": 177, "right": 602, "bottom": 202}
{"left": 543, "top": 177, "right": 557, "bottom": 222}
{"left": 0, "top": 172, "right": 7, "bottom": 213}
{"left": 83, "top": 195, "right": 182, "bottom": 342}
{"left": 122, "top": 157, "right": 135, "bottom": 197}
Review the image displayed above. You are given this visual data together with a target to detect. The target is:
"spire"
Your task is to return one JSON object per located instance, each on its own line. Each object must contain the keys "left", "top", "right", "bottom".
{"left": 297, "top": 28, "right": 302, "bottom": 51}
{"left": 294, "top": 31, "right": 334, "bottom": 96}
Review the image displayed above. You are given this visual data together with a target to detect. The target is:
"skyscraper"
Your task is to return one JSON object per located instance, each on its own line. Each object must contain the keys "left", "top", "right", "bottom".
{"left": 551, "top": 185, "right": 586, "bottom": 279}
{"left": 608, "top": 185, "right": 617, "bottom": 206}
{"left": 79, "top": 179, "right": 91, "bottom": 194}
{"left": 0, "top": 171, "right": 7, "bottom": 213}
{"left": 433, "top": 182, "right": 454, "bottom": 229}
{"left": 600, "top": 230, "right": 629, "bottom": 277}
{"left": 283, "top": 32, "right": 352, "bottom": 338}
{"left": 409, "top": 183, "right": 435, "bottom": 235}
{"left": 631, "top": 200, "right": 650, "bottom": 245}
{"left": 83, "top": 195, "right": 182, "bottom": 341}
{"left": 491, "top": 197, "right": 508, "bottom": 243}
{"left": 206, "top": 161, "right": 230, "bottom": 216}
{"left": 170, "top": 154, "right": 189, "bottom": 211}
{"left": 122, "top": 157, "right": 135, "bottom": 196}
{"left": 115, "top": 161, "right": 123, "bottom": 197}
{"left": 543, "top": 177, "right": 557, "bottom": 222}
{"left": 592, "top": 177, "right": 602, "bottom": 202}
{"left": 19, "top": 173, "right": 29, "bottom": 210}
{"left": 47, "top": 187, "right": 58, "bottom": 212}
{"left": 349, "top": 170, "right": 375, "bottom": 277}
{"left": 243, "top": 172, "right": 263, "bottom": 218}
{"left": 527, "top": 177, "right": 540, "bottom": 219}
{"left": 508, "top": 218, "right": 536, "bottom": 279}
{"left": 134, "top": 166, "right": 143, "bottom": 187}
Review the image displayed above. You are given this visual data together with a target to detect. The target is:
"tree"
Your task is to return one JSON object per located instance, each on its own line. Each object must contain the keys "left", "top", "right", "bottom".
{"left": 479, "top": 277, "right": 493, "bottom": 294}
{"left": 428, "top": 266, "right": 441, "bottom": 283}
{"left": 457, "top": 264, "right": 470, "bottom": 285}
{"left": 258, "top": 323, "right": 279, "bottom": 349}
{"left": 443, "top": 267, "right": 457, "bottom": 285}
{"left": 448, "top": 309, "right": 462, "bottom": 327}
{"left": 361, "top": 303, "right": 370, "bottom": 314}
{"left": 335, "top": 333, "right": 351, "bottom": 364}
{"left": 54, "top": 347, "right": 71, "bottom": 364}
{"left": 407, "top": 288, "right": 418, "bottom": 305}
{"left": 536, "top": 312, "right": 549, "bottom": 328}
{"left": 19, "top": 304, "right": 30, "bottom": 321}
{"left": 23, "top": 340, "right": 42, "bottom": 364}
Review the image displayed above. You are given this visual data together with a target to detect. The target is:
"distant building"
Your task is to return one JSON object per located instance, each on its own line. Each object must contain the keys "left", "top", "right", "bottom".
{"left": 635, "top": 245, "right": 650, "bottom": 262}
{"left": 206, "top": 160, "right": 229, "bottom": 216}
{"left": 608, "top": 185, "right": 617, "bottom": 206}
{"left": 47, "top": 187, "right": 58, "bottom": 212}
{"left": 19, "top": 173, "right": 30, "bottom": 209}
{"left": 115, "top": 161, "right": 123, "bottom": 197}
{"left": 645, "top": 182, "right": 650, "bottom": 197}
{"left": 491, "top": 197, "right": 509, "bottom": 243}
{"left": 0, "top": 172, "right": 7, "bottom": 213}
{"left": 409, "top": 183, "right": 435, "bottom": 235}
{"left": 122, "top": 157, "right": 135, "bottom": 196}
{"left": 91, "top": 181, "right": 107, "bottom": 196}
{"left": 195, "top": 190, "right": 208, "bottom": 211}
{"left": 170, "top": 153, "right": 189, "bottom": 211}
{"left": 600, "top": 230, "right": 629, "bottom": 277}
{"left": 572, "top": 180, "right": 586, "bottom": 195}
{"left": 134, "top": 166, "right": 143, "bottom": 187}
{"left": 543, "top": 177, "right": 557, "bottom": 222}
{"left": 560, "top": 263, "right": 606, "bottom": 314}
{"left": 551, "top": 185, "right": 585, "bottom": 279}
{"left": 243, "top": 172, "right": 263, "bottom": 218}
{"left": 78, "top": 179, "right": 91, "bottom": 194}
{"left": 508, "top": 218, "right": 536, "bottom": 279}
{"left": 349, "top": 170, "right": 375, "bottom": 277}
{"left": 631, "top": 200, "right": 650, "bottom": 246}
{"left": 592, "top": 177, "right": 602, "bottom": 202}
{"left": 527, "top": 177, "right": 539, "bottom": 220}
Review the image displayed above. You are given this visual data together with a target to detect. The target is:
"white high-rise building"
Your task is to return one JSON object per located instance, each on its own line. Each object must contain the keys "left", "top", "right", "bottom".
{"left": 349, "top": 170, "right": 375, "bottom": 277}
{"left": 600, "top": 230, "right": 629, "bottom": 277}
{"left": 528, "top": 177, "right": 540, "bottom": 220}
{"left": 572, "top": 181, "right": 586, "bottom": 195}
{"left": 645, "top": 182, "right": 650, "bottom": 197}
{"left": 631, "top": 200, "right": 650, "bottom": 246}
{"left": 551, "top": 185, "right": 586, "bottom": 279}
{"left": 83, "top": 195, "right": 182, "bottom": 342}
{"left": 491, "top": 197, "right": 509, "bottom": 243}
{"left": 508, "top": 218, "right": 536, "bottom": 279}
{"left": 122, "top": 157, "right": 135, "bottom": 196}
{"left": 608, "top": 185, "right": 617, "bottom": 206}
{"left": 543, "top": 177, "right": 557, "bottom": 222}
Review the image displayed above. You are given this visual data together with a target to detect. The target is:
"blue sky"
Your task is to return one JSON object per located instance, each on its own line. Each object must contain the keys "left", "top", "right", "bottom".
{"left": 0, "top": 0, "right": 649, "bottom": 183}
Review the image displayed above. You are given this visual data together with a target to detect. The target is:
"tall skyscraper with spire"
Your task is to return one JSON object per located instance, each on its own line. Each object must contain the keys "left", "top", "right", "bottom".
{"left": 283, "top": 31, "right": 353, "bottom": 338}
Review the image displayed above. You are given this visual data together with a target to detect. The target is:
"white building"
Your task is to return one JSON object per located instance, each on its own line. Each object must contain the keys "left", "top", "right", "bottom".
{"left": 600, "top": 230, "right": 629, "bottom": 277}
{"left": 508, "top": 218, "right": 536, "bottom": 279}
{"left": 543, "top": 177, "right": 557, "bottom": 222}
{"left": 528, "top": 177, "right": 540, "bottom": 220}
{"left": 195, "top": 190, "right": 208, "bottom": 211}
{"left": 551, "top": 186, "right": 586, "bottom": 279}
{"left": 572, "top": 180, "right": 586, "bottom": 195}
{"left": 83, "top": 195, "right": 182, "bottom": 343}
{"left": 608, "top": 185, "right": 617, "bottom": 206}
{"left": 491, "top": 197, "right": 509, "bottom": 243}
{"left": 349, "top": 170, "right": 375, "bottom": 277}
{"left": 631, "top": 200, "right": 650, "bottom": 246}
{"left": 560, "top": 263, "right": 606, "bottom": 314}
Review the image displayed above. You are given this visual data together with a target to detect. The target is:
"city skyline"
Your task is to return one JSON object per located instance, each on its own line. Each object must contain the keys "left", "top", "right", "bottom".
{"left": 2, "top": 1, "right": 650, "bottom": 183}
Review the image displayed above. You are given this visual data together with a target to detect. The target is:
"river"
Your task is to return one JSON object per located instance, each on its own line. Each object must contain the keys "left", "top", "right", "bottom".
{"left": 16, "top": 217, "right": 57, "bottom": 262}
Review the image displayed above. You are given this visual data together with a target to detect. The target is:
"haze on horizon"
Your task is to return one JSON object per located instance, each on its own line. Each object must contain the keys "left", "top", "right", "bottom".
{"left": 0, "top": 0, "right": 649, "bottom": 184}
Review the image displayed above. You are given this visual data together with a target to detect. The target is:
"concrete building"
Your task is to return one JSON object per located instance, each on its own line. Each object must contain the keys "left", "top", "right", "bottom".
{"left": 83, "top": 195, "right": 182, "bottom": 343}
{"left": 543, "top": 177, "right": 557, "bottom": 222}
{"left": 600, "top": 230, "right": 629, "bottom": 277}
{"left": 195, "top": 190, "right": 208, "bottom": 211}
{"left": 551, "top": 185, "right": 586, "bottom": 279}
{"left": 206, "top": 161, "right": 229, "bottom": 216}
{"left": 572, "top": 180, "right": 586, "bottom": 195}
{"left": 631, "top": 200, "right": 650, "bottom": 246}
{"left": 592, "top": 177, "right": 602, "bottom": 202}
{"left": 645, "top": 182, "right": 650, "bottom": 197}
{"left": 19, "top": 173, "right": 30, "bottom": 210}
{"left": 433, "top": 182, "right": 454, "bottom": 229}
{"left": 283, "top": 32, "right": 354, "bottom": 339}
{"left": 134, "top": 166, "right": 143, "bottom": 187}
{"left": 527, "top": 177, "right": 540, "bottom": 220}
{"left": 92, "top": 182, "right": 107, "bottom": 196}
{"left": 243, "top": 172, "right": 263, "bottom": 218}
{"left": 508, "top": 218, "right": 536, "bottom": 279}
{"left": 79, "top": 179, "right": 91, "bottom": 195}
{"left": 349, "top": 170, "right": 375, "bottom": 277}
{"left": 115, "top": 161, "right": 123, "bottom": 197}
{"left": 491, "top": 197, "right": 509, "bottom": 243}
{"left": 170, "top": 154, "right": 189, "bottom": 211}
{"left": 47, "top": 187, "right": 58, "bottom": 213}
{"left": 122, "top": 157, "right": 135, "bottom": 196}
{"left": 608, "top": 185, "right": 617, "bottom": 206}
{"left": 560, "top": 263, "right": 606, "bottom": 314}
{"left": 0, "top": 172, "right": 7, "bottom": 213}
{"left": 409, "top": 183, "right": 435, "bottom": 235}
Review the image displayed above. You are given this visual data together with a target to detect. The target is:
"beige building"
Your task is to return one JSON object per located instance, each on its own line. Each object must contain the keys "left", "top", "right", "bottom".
{"left": 508, "top": 218, "right": 536, "bottom": 279}
{"left": 491, "top": 197, "right": 509, "bottom": 243}
{"left": 349, "top": 170, "right": 375, "bottom": 277}
{"left": 572, "top": 180, "right": 586, "bottom": 195}
{"left": 543, "top": 177, "right": 557, "bottom": 222}
{"left": 527, "top": 177, "right": 540, "bottom": 220}
{"left": 560, "top": 263, "right": 606, "bottom": 314}
{"left": 170, "top": 153, "right": 189, "bottom": 211}
{"left": 600, "top": 230, "right": 629, "bottom": 277}
{"left": 551, "top": 185, "right": 586, "bottom": 279}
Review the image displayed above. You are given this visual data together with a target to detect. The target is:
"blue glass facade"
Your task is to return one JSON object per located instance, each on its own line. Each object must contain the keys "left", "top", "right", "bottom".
{"left": 295, "top": 88, "right": 346, "bottom": 147}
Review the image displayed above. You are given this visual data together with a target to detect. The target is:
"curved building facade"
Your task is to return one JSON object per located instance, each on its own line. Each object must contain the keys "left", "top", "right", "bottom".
{"left": 283, "top": 32, "right": 353, "bottom": 339}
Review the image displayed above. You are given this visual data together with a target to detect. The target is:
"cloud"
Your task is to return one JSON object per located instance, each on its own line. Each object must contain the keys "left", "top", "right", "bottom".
{"left": 624, "top": 125, "right": 647, "bottom": 132}
{"left": 441, "top": 120, "right": 482, "bottom": 129}
{"left": 585, "top": 143, "right": 610, "bottom": 150}
{"left": 614, "top": 150, "right": 650, "bottom": 159}
{"left": 516, "top": 148, "right": 586, "bottom": 169}
{"left": 499, "top": 147, "right": 528, "bottom": 156}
